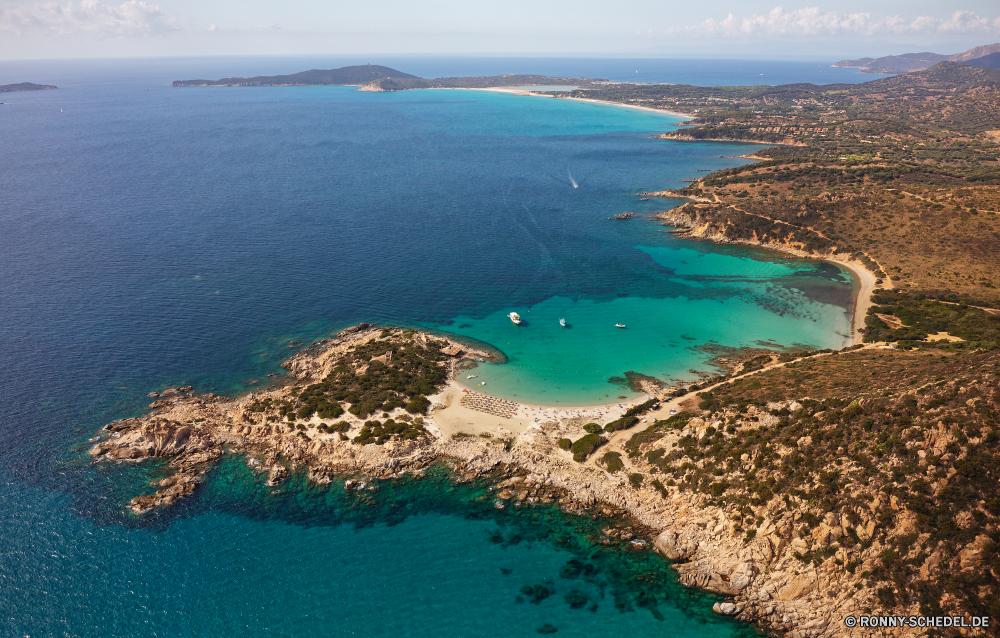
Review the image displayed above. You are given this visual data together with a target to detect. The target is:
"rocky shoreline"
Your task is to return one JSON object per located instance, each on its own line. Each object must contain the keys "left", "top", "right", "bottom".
{"left": 655, "top": 131, "right": 807, "bottom": 146}
{"left": 87, "top": 322, "right": 917, "bottom": 638}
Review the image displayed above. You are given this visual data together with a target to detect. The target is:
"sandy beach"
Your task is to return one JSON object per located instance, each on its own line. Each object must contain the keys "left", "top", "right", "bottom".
{"left": 824, "top": 255, "right": 878, "bottom": 345}
{"left": 429, "top": 380, "right": 652, "bottom": 439}
{"left": 473, "top": 86, "right": 694, "bottom": 118}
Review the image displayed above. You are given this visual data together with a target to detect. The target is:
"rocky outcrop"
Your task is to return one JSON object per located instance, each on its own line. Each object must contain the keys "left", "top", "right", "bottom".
{"left": 653, "top": 529, "right": 698, "bottom": 560}
{"left": 713, "top": 601, "right": 741, "bottom": 616}
{"left": 91, "top": 417, "right": 218, "bottom": 460}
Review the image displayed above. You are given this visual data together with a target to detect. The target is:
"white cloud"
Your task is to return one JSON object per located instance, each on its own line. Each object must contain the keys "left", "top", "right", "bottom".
{"left": 674, "top": 7, "right": 1000, "bottom": 38}
{"left": 0, "top": 0, "right": 179, "bottom": 37}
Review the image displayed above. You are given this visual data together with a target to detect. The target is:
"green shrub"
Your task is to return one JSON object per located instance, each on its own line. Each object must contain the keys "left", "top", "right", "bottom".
{"left": 624, "top": 399, "right": 659, "bottom": 417}
{"left": 329, "top": 421, "right": 351, "bottom": 433}
{"left": 601, "top": 452, "right": 624, "bottom": 473}
{"left": 405, "top": 395, "right": 431, "bottom": 414}
{"left": 583, "top": 423, "right": 603, "bottom": 434}
{"left": 557, "top": 438, "right": 572, "bottom": 451}
{"left": 571, "top": 433, "right": 605, "bottom": 462}
{"left": 604, "top": 415, "right": 639, "bottom": 432}
{"left": 629, "top": 473, "right": 644, "bottom": 488}
{"left": 651, "top": 479, "right": 669, "bottom": 497}
{"left": 318, "top": 403, "right": 344, "bottom": 419}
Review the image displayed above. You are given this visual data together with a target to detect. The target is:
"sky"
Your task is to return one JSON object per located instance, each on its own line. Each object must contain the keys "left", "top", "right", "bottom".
{"left": 1, "top": 0, "right": 999, "bottom": 60}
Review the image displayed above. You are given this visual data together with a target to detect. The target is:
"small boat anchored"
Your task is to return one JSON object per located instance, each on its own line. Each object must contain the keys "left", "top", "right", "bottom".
{"left": 508, "top": 312, "right": 521, "bottom": 325}
{"left": 466, "top": 375, "right": 477, "bottom": 379}
{"left": 559, "top": 318, "right": 567, "bottom": 327}
{"left": 615, "top": 323, "right": 626, "bottom": 328}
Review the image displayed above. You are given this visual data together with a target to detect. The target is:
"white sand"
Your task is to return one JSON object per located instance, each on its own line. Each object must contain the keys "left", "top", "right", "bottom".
{"left": 467, "top": 87, "right": 694, "bottom": 118}
{"left": 825, "top": 256, "right": 878, "bottom": 345}
{"left": 429, "top": 381, "right": 649, "bottom": 438}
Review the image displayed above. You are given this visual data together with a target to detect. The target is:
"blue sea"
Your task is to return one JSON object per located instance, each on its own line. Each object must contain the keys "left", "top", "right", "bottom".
{"left": 0, "top": 57, "right": 862, "bottom": 637}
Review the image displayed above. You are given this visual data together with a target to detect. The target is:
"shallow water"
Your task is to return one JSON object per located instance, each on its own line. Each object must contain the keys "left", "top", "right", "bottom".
{"left": 0, "top": 58, "right": 855, "bottom": 637}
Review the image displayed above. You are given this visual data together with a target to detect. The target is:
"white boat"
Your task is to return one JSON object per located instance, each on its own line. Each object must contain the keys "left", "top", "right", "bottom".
{"left": 466, "top": 375, "right": 477, "bottom": 379}
{"left": 508, "top": 312, "right": 521, "bottom": 325}
{"left": 559, "top": 318, "right": 566, "bottom": 327}
{"left": 615, "top": 323, "right": 626, "bottom": 328}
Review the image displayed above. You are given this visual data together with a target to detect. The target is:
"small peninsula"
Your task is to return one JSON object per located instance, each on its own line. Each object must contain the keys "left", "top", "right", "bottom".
{"left": 0, "top": 82, "right": 57, "bottom": 92}
{"left": 100, "top": 58, "right": 1000, "bottom": 638}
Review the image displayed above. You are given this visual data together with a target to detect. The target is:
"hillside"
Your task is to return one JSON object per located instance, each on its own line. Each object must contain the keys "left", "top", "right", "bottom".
{"left": 833, "top": 52, "right": 950, "bottom": 74}
{"left": 574, "top": 62, "right": 1000, "bottom": 305}
{"left": 965, "top": 52, "right": 1000, "bottom": 70}
{"left": 834, "top": 42, "right": 1000, "bottom": 74}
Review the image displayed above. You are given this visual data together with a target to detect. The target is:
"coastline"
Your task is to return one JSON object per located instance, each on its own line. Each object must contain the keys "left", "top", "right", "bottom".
{"left": 469, "top": 87, "right": 695, "bottom": 118}
{"left": 88, "top": 324, "right": 887, "bottom": 638}
{"left": 651, "top": 203, "right": 877, "bottom": 347}
{"left": 824, "top": 256, "right": 876, "bottom": 345}
{"left": 658, "top": 133, "right": 806, "bottom": 146}
{"left": 552, "top": 94, "right": 695, "bottom": 119}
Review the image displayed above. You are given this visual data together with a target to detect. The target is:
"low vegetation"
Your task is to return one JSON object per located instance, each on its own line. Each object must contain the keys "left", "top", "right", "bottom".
{"left": 242, "top": 329, "right": 452, "bottom": 445}
{"left": 571, "top": 433, "right": 606, "bottom": 462}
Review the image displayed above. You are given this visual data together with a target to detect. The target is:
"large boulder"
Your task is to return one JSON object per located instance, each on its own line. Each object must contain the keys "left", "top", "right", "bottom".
{"left": 959, "top": 535, "right": 989, "bottom": 571}
{"left": 777, "top": 573, "right": 815, "bottom": 601}
{"left": 654, "top": 530, "right": 698, "bottom": 560}
{"left": 713, "top": 602, "right": 741, "bottom": 616}
{"left": 677, "top": 560, "right": 756, "bottom": 595}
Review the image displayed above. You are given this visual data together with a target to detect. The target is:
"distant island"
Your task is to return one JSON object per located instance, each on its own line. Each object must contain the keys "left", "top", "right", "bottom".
{"left": 0, "top": 82, "right": 57, "bottom": 92}
{"left": 172, "top": 63, "right": 596, "bottom": 91}
{"left": 833, "top": 42, "right": 1000, "bottom": 74}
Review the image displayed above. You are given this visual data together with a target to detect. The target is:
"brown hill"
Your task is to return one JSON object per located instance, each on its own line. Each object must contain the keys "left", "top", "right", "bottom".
{"left": 833, "top": 42, "right": 1000, "bottom": 74}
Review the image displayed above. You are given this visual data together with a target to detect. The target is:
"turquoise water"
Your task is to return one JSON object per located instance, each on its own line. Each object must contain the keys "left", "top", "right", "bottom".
{"left": 0, "top": 58, "right": 857, "bottom": 636}
{"left": 441, "top": 243, "right": 853, "bottom": 404}
{"left": 3, "top": 461, "right": 758, "bottom": 638}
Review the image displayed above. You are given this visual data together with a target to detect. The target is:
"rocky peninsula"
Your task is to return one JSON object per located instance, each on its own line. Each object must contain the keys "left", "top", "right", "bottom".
{"left": 88, "top": 315, "right": 1000, "bottom": 638}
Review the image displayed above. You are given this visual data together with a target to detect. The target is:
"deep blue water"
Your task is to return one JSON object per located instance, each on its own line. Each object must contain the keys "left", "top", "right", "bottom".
{"left": 0, "top": 58, "right": 857, "bottom": 637}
